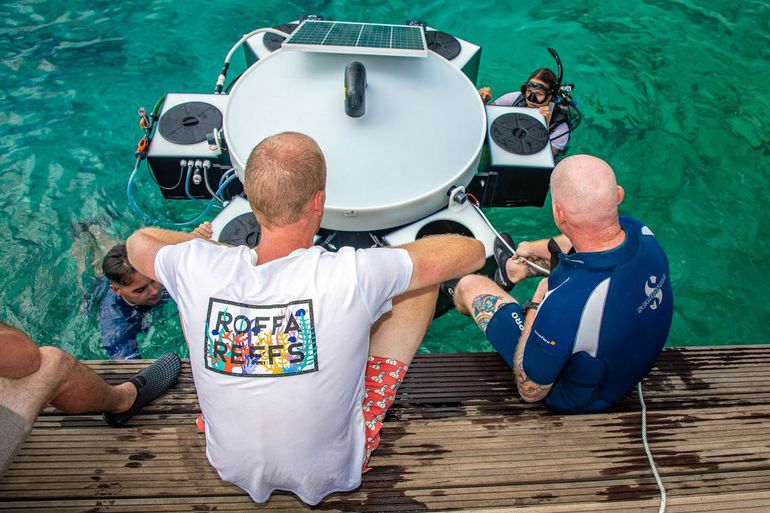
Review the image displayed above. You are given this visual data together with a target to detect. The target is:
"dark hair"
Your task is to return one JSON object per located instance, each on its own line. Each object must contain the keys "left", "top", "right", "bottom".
{"left": 102, "top": 244, "right": 136, "bottom": 286}
{"left": 528, "top": 68, "right": 557, "bottom": 92}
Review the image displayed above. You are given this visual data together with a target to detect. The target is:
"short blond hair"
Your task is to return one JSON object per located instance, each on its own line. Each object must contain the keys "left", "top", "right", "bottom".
{"left": 243, "top": 132, "right": 327, "bottom": 228}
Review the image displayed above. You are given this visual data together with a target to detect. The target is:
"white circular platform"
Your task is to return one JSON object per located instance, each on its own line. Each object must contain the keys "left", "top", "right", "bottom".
{"left": 225, "top": 49, "right": 486, "bottom": 231}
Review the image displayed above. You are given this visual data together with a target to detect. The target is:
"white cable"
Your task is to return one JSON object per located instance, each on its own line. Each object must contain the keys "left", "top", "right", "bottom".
{"left": 216, "top": 28, "right": 291, "bottom": 91}
{"left": 224, "top": 27, "right": 290, "bottom": 65}
{"left": 469, "top": 202, "right": 551, "bottom": 276}
{"left": 638, "top": 381, "right": 667, "bottom": 513}
{"left": 203, "top": 163, "right": 224, "bottom": 204}
{"left": 471, "top": 193, "right": 663, "bottom": 509}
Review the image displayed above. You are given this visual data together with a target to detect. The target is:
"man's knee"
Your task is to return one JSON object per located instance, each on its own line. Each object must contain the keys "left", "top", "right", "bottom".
{"left": 0, "top": 347, "right": 75, "bottom": 424}
{"left": 455, "top": 274, "right": 497, "bottom": 307}
{"left": 37, "top": 346, "right": 77, "bottom": 388}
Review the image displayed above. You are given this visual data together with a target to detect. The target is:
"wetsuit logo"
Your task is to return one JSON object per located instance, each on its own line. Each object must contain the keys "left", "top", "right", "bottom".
{"left": 203, "top": 298, "right": 318, "bottom": 377}
{"left": 638, "top": 274, "right": 666, "bottom": 313}
{"left": 511, "top": 310, "right": 524, "bottom": 333}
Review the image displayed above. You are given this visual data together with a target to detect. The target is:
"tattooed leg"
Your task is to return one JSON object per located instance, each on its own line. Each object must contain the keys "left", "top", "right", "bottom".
{"left": 471, "top": 294, "right": 512, "bottom": 334}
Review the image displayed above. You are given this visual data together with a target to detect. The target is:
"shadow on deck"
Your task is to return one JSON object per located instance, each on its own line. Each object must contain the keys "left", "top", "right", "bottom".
{"left": 2, "top": 346, "right": 770, "bottom": 512}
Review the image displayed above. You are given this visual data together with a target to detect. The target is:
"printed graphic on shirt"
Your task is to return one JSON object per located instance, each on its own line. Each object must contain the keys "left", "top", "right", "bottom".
{"left": 204, "top": 298, "right": 318, "bottom": 377}
{"left": 532, "top": 329, "right": 557, "bottom": 348}
{"left": 637, "top": 273, "right": 667, "bottom": 314}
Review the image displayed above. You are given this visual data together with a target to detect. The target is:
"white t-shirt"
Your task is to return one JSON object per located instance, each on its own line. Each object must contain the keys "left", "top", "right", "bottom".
{"left": 155, "top": 240, "right": 413, "bottom": 505}
{"left": 493, "top": 91, "right": 570, "bottom": 150}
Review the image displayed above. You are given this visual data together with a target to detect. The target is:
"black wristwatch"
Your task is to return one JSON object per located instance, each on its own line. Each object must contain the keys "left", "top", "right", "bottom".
{"left": 523, "top": 301, "right": 540, "bottom": 313}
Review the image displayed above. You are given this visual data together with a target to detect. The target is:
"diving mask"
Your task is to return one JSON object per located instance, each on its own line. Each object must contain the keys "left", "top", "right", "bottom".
{"left": 521, "top": 81, "right": 551, "bottom": 105}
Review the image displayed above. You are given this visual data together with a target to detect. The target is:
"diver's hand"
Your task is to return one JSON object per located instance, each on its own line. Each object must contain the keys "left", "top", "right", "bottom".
{"left": 193, "top": 221, "right": 213, "bottom": 239}
{"left": 478, "top": 87, "right": 492, "bottom": 104}
{"left": 538, "top": 105, "right": 552, "bottom": 124}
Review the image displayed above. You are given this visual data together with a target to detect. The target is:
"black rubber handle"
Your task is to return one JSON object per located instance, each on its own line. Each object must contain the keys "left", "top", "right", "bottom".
{"left": 344, "top": 61, "right": 367, "bottom": 118}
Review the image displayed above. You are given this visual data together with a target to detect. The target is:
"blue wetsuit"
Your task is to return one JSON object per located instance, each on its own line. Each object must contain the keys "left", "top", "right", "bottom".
{"left": 97, "top": 281, "right": 162, "bottom": 359}
{"left": 486, "top": 217, "right": 673, "bottom": 413}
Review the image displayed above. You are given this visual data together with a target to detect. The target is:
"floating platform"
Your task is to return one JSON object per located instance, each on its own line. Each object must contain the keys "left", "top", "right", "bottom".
{"left": 2, "top": 345, "right": 770, "bottom": 512}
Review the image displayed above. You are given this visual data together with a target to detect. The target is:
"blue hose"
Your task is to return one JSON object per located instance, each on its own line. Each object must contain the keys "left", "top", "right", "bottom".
{"left": 127, "top": 156, "right": 237, "bottom": 227}
{"left": 184, "top": 163, "right": 211, "bottom": 204}
{"left": 218, "top": 168, "right": 236, "bottom": 189}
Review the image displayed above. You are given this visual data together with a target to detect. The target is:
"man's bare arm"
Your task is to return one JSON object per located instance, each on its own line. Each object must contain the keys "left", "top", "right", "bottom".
{"left": 126, "top": 228, "right": 198, "bottom": 281}
{"left": 0, "top": 322, "right": 41, "bottom": 379}
{"left": 508, "top": 234, "right": 573, "bottom": 282}
{"left": 516, "top": 234, "right": 572, "bottom": 262}
{"left": 400, "top": 234, "right": 486, "bottom": 292}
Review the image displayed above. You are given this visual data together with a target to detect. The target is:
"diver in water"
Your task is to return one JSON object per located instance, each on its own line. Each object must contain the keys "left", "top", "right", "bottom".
{"left": 479, "top": 68, "right": 568, "bottom": 155}
{"left": 478, "top": 50, "right": 580, "bottom": 156}
{"left": 98, "top": 244, "right": 165, "bottom": 359}
{"left": 97, "top": 222, "right": 213, "bottom": 360}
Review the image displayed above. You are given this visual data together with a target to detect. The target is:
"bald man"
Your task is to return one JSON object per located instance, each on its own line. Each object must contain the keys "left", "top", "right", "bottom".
{"left": 126, "top": 132, "right": 485, "bottom": 504}
{"left": 454, "top": 155, "right": 673, "bottom": 413}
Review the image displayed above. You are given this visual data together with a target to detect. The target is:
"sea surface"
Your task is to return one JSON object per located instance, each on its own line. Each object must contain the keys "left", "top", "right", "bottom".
{"left": 1, "top": 0, "right": 768, "bottom": 359}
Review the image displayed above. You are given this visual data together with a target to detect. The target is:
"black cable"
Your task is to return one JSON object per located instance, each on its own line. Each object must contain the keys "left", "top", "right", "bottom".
{"left": 549, "top": 103, "right": 582, "bottom": 142}
{"left": 224, "top": 71, "right": 245, "bottom": 93}
{"left": 155, "top": 163, "right": 186, "bottom": 190}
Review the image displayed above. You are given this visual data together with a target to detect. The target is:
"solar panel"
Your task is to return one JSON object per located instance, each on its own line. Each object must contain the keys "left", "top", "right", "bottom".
{"left": 282, "top": 20, "right": 428, "bottom": 57}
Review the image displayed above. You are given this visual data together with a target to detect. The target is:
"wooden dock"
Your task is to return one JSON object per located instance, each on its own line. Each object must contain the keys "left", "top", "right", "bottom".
{"left": 2, "top": 345, "right": 770, "bottom": 512}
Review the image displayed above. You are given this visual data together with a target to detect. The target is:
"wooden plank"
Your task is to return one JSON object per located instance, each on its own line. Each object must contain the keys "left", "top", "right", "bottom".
{"left": 2, "top": 347, "right": 770, "bottom": 512}
{"left": 1, "top": 485, "right": 769, "bottom": 512}
{"left": 11, "top": 418, "right": 770, "bottom": 461}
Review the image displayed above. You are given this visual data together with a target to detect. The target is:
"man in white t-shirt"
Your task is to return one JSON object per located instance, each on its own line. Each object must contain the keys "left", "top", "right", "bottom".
{"left": 126, "top": 132, "right": 485, "bottom": 505}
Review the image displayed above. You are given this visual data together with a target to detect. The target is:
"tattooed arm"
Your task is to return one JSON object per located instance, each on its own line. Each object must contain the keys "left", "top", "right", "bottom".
{"left": 513, "top": 279, "right": 553, "bottom": 402}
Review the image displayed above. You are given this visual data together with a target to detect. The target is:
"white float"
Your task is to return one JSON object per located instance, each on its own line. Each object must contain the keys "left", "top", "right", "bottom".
{"left": 224, "top": 48, "right": 487, "bottom": 231}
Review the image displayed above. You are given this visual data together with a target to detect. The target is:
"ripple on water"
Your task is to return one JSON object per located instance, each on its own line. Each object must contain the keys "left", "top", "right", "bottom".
{"left": 0, "top": 0, "right": 769, "bottom": 356}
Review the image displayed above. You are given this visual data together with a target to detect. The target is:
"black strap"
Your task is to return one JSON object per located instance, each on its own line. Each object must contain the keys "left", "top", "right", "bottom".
{"left": 547, "top": 238, "right": 561, "bottom": 270}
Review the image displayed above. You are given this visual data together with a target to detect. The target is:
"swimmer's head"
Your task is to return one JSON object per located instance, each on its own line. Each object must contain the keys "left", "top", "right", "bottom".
{"left": 103, "top": 244, "right": 163, "bottom": 306}
{"left": 520, "top": 68, "right": 556, "bottom": 106}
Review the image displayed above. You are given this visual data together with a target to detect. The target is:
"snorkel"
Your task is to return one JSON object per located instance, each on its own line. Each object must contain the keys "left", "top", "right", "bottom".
{"left": 546, "top": 47, "right": 582, "bottom": 135}
{"left": 548, "top": 47, "right": 563, "bottom": 93}
{"left": 548, "top": 47, "right": 577, "bottom": 108}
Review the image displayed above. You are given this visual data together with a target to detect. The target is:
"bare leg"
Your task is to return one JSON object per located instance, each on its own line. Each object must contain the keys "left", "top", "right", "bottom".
{"left": 368, "top": 286, "right": 438, "bottom": 365}
{"left": 454, "top": 274, "right": 516, "bottom": 333}
{"left": 0, "top": 347, "right": 135, "bottom": 424}
{"left": 361, "top": 287, "right": 439, "bottom": 469}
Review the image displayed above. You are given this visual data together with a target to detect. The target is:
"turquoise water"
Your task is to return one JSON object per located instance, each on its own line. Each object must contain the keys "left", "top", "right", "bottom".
{"left": 1, "top": 1, "right": 768, "bottom": 359}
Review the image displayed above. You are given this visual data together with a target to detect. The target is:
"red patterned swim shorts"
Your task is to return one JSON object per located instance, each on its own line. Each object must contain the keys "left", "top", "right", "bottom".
{"left": 362, "top": 355, "right": 408, "bottom": 471}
